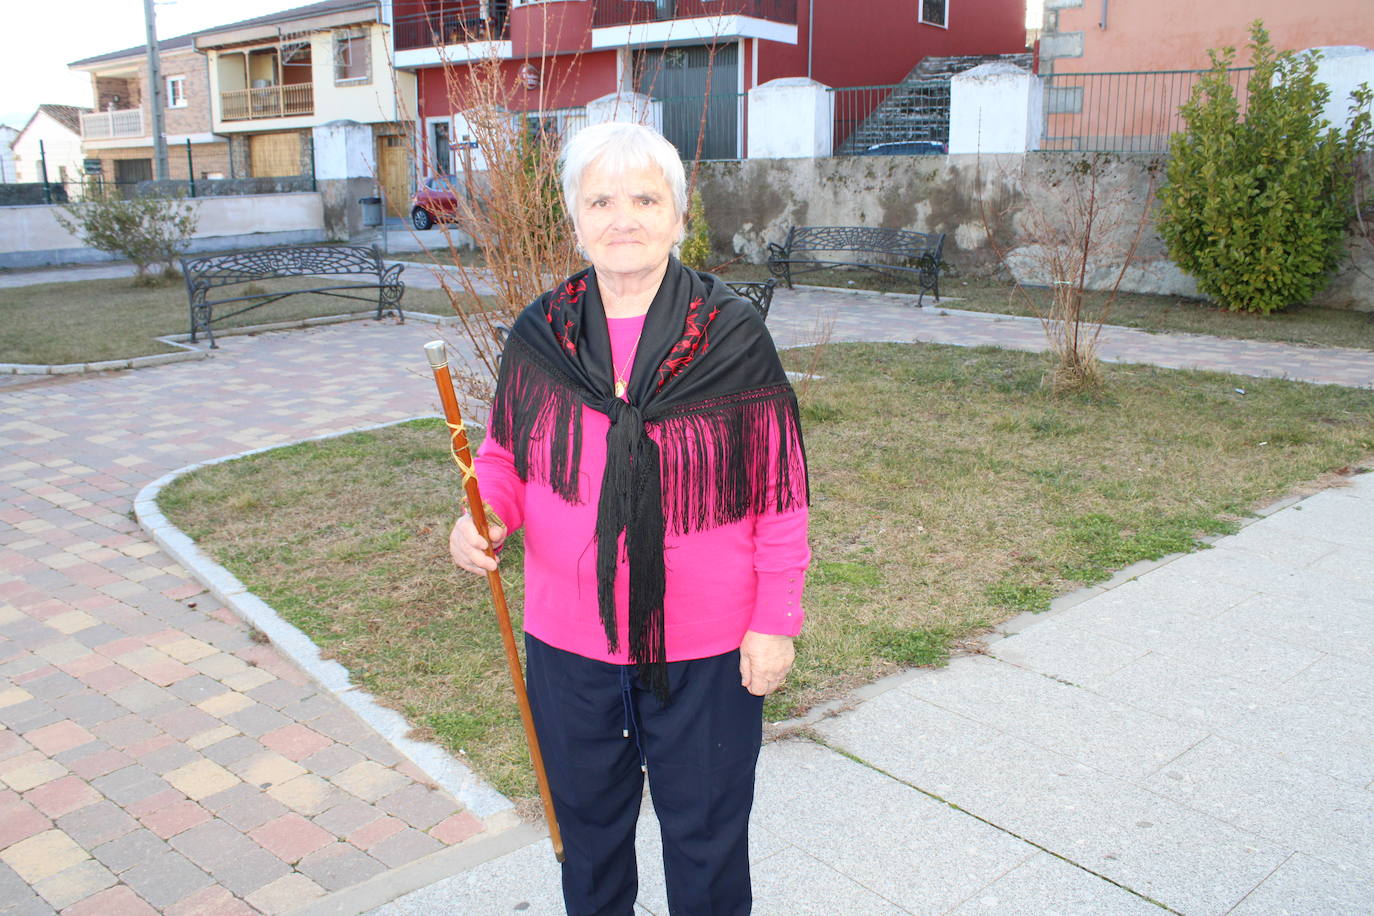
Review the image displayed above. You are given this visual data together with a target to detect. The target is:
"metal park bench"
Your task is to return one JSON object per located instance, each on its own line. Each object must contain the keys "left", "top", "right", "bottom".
{"left": 181, "top": 245, "right": 405, "bottom": 348}
{"left": 766, "top": 225, "right": 945, "bottom": 306}
{"left": 725, "top": 279, "right": 778, "bottom": 321}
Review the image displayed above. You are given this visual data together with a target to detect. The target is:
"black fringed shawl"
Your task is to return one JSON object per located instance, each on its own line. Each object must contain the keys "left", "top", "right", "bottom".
{"left": 489, "top": 258, "right": 809, "bottom": 702}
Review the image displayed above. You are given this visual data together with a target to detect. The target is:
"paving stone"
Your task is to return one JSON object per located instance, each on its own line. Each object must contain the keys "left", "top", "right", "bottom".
{"left": 140, "top": 798, "right": 213, "bottom": 839}
{"left": 260, "top": 723, "right": 333, "bottom": 762}
{"left": 0, "top": 751, "right": 68, "bottom": 792}
{"left": 299, "top": 742, "right": 364, "bottom": 778}
{"left": 245, "top": 872, "right": 328, "bottom": 915}
{"left": 162, "top": 883, "right": 257, "bottom": 916}
{"left": 55, "top": 799, "right": 138, "bottom": 848}
{"left": 49, "top": 689, "right": 126, "bottom": 728}
{"left": 154, "top": 705, "right": 223, "bottom": 740}
{"left": 32, "top": 857, "right": 118, "bottom": 910}
{"left": 376, "top": 781, "right": 460, "bottom": 831}
{"left": 200, "top": 734, "right": 264, "bottom": 767}
{"left": 167, "top": 674, "right": 232, "bottom": 705}
{"left": 221, "top": 701, "right": 292, "bottom": 737}
{"left": 0, "top": 798, "right": 50, "bottom": 849}
{"left": 24, "top": 720, "right": 96, "bottom": 756}
{"left": 93, "top": 714, "right": 162, "bottom": 750}
{"left": 137, "top": 741, "right": 204, "bottom": 777}
{"left": 0, "top": 827, "right": 89, "bottom": 883}
{"left": 428, "top": 811, "right": 485, "bottom": 846}
{"left": 347, "top": 814, "right": 404, "bottom": 850}
{"left": 1228, "top": 851, "right": 1374, "bottom": 916}
{"left": 248, "top": 812, "right": 335, "bottom": 864}
{"left": 267, "top": 773, "right": 343, "bottom": 815}
{"left": 295, "top": 841, "right": 387, "bottom": 892}
{"left": 91, "top": 764, "right": 171, "bottom": 806}
{"left": 210, "top": 783, "right": 291, "bottom": 831}
{"left": 61, "top": 883, "right": 160, "bottom": 915}
{"left": 366, "top": 825, "right": 444, "bottom": 867}
{"left": 118, "top": 849, "right": 215, "bottom": 909}
{"left": 23, "top": 773, "right": 102, "bottom": 818}
{"left": 312, "top": 796, "right": 387, "bottom": 837}
{"left": 163, "top": 758, "right": 241, "bottom": 801}
{"left": 332, "top": 760, "right": 410, "bottom": 803}
{"left": 108, "top": 681, "right": 181, "bottom": 716}
{"left": 232, "top": 750, "right": 306, "bottom": 790}
{"left": 946, "top": 851, "right": 1163, "bottom": 915}
{"left": 91, "top": 827, "right": 172, "bottom": 874}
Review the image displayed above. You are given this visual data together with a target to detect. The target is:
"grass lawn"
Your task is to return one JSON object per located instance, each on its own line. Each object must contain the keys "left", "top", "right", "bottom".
{"left": 718, "top": 263, "right": 1374, "bottom": 352}
{"left": 0, "top": 276, "right": 463, "bottom": 365}
{"left": 156, "top": 343, "right": 1374, "bottom": 801}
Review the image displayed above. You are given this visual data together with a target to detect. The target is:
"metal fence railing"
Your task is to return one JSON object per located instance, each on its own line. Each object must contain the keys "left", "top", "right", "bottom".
{"left": 656, "top": 92, "right": 745, "bottom": 161}
{"left": 591, "top": 0, "right": 797, "bottom": 28}
{"left": 830, "top": 81, "right": 951, "bottom": 156}
{"left": 5, "top": 138, "right": 317, "bottom": 206}
{"left": 1039, "top": 68, "right": 1253, "bottom": 153}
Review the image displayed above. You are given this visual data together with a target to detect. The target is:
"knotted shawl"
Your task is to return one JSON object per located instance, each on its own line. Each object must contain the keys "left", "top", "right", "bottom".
{"left": 489, "top": 258, "right": 809, "bottom": 702}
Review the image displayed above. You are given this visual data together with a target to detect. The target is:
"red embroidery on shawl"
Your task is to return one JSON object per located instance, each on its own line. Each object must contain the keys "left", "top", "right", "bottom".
{"left": 656, "top": 296, "right": 719, "bottom": 389}
{"left": 545, "top": 278, "right": 586, "bottom": 355}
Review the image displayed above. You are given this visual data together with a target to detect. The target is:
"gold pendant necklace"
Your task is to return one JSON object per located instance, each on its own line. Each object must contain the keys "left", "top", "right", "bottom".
{"left": 613, "top": 334, "right": 641, "bottom": 399}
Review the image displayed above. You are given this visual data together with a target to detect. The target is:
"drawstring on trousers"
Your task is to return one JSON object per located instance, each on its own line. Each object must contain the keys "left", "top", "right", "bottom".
{"left": 619, "top": 666, "right": 647, "bottom": 773}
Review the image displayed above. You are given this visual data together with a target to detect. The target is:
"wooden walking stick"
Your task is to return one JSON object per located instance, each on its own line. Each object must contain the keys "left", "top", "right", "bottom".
{"left": 423, "top": 340, "right": 565, "bottom": 863}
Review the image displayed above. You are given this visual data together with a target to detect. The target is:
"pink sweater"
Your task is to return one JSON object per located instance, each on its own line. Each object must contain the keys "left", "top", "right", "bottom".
{"left": 474, "top": 313, "right": 810, "bottom": 663}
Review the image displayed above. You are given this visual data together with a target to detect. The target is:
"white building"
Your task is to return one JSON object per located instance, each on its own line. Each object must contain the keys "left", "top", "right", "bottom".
{"left": 11, "top": 105, "right": 89, "bottom": 187}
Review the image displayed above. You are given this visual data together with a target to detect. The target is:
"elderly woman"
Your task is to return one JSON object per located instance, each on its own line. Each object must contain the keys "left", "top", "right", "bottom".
{"left": 449, "top": 121, "right": 810, "bottom": 916}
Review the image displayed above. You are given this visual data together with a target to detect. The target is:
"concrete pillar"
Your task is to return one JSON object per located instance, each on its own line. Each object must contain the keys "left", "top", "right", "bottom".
{"left": 583, "top": 92, "right": 662, "bottom": 134}
{"left": 948, "top": 62, "right": 1043, "bottom": 155}
{"left": 1308, "top": 46, "right": 1374, "bottom": 130}
{"left": 746, "top": 78, "right": 832, "bottom": 159}
{"left": 312, "top": 120, "right": 378, "bottom": 241}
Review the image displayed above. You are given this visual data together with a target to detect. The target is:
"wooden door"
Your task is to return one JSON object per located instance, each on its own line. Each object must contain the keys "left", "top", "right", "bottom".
{"left": 376, "top": 134, "right": 411, "bottom": 217}
{"left": 249, "top": 132, "right": 301, "bottom": 178}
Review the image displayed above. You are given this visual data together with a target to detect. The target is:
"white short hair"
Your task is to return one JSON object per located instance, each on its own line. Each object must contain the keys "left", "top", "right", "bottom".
{"left": 559, "top": 121, "right": 688, "bottom": 246}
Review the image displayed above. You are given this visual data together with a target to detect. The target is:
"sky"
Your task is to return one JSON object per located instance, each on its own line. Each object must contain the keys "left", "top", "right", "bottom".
{"left": 1, "top": 0, "right": 297, "bottom": 130}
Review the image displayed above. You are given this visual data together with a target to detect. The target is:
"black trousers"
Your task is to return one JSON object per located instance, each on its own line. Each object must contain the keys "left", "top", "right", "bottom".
{"left": 524, "top": 633, "right": 765, "bottom": 916}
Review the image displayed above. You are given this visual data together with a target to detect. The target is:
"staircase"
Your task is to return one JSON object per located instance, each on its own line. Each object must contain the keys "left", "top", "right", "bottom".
{"left": 836, "top": 53, "right": 1034, "bottom": 154}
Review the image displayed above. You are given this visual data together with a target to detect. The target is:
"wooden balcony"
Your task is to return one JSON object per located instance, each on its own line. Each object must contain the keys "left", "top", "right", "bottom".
{"left": 80, "top": 108, "right": 145, "bottom": 140}
{"left": 221, "top": 84, "right": 314, "bottom": 122}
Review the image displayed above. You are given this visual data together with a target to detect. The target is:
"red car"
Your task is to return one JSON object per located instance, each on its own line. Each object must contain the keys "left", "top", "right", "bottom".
{"left": 410, "top": 175, "right": 465, "bottom": 230}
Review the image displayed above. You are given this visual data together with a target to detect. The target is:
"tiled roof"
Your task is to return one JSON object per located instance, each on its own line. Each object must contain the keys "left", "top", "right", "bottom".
{"left": 37, "top": 104, "right": 92, "bottom": 134}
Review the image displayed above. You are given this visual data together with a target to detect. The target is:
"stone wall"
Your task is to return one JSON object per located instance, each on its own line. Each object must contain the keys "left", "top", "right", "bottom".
{"left": 695, "top": 152, "right": 1373, "bottom": 311}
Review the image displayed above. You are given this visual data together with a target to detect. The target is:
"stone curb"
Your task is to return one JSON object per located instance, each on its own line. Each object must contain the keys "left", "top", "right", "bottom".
{"left": 0, "top": 310, "right": 458, "bottom": 377}
{"left": 132, "top": 415, "right": 520, "bottom": 830}
{"left": 291, "top": 823, "right": 548, "bottom": 916}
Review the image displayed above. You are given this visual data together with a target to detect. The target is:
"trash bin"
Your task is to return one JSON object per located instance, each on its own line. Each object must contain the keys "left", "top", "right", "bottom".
{"left": 359, "top": 196, "right": 383, "bottom": 228}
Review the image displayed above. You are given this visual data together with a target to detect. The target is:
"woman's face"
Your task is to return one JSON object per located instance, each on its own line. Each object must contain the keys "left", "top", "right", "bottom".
{"left": 573, "top": 156, "right": 682, "bottom": 283}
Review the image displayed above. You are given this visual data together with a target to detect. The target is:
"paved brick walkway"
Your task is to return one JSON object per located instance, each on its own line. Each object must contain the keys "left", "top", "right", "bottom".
{"left": 1, "top": 275, "right": 1371, "bottom": 914}
{"left": 1, "top": 325, "right": 494, "bottom": 915}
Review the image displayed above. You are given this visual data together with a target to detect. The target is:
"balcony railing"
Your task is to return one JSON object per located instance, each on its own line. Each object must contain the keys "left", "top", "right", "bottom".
{"left": 592, "top": 0, "right": 797, "bottom": 28}
{"left": 394, "top": 2, "right": 509, "bottom": 51}
{"left": 221, "top": 84, "right": 315, "bottom": 122}
{"left": 80, "top": 108, "right": 145, "bottom": 140}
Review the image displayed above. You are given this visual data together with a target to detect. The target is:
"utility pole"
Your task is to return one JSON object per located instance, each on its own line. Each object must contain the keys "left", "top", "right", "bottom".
{"left": 143, "top": 0, "right": 170, "bottom": 180}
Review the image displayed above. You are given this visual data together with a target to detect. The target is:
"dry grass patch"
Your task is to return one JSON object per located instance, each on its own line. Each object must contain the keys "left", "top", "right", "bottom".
{"left": 0, "top": 275, "right": 465, "bottom": 365}
{"left": 157, "top": 344, "right": 1374, "bottom": 803}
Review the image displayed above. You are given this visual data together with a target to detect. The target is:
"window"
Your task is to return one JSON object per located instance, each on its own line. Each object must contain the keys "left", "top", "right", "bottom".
{"left": 431, "top": 120, "right": 451, "bottom": 175}
{"left": 919, "top": 0, "right": 948, "bottom": 28}
{"left": 334, "top": 30, "right": 371, "bottom": 84}
{"left": 167, "top": 76, "right": 187, "bottom": 108}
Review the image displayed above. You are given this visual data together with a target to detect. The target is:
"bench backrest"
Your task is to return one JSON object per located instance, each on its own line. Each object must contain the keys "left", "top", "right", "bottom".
{"left": 182, "top": 245, "right": 383, "bottom": 290}
{"left": 788, "top": 226, "right": 942, "bottom": 257}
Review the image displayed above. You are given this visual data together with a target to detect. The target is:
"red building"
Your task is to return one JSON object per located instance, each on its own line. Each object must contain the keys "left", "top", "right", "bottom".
{"left": 389, "top": 0, "right": 1028, "bottom": 173}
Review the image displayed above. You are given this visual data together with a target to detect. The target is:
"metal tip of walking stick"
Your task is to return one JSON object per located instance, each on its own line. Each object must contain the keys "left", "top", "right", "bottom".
{"left": 423, "top": 340, "right": 448, "bottom": 370}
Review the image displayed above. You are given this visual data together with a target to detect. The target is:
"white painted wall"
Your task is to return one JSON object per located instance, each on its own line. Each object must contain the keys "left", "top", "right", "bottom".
{"left": 948, "top": 63, "right": 1043, "bottom": 155}
{"left": 747, "top": 78, "right": 832, "bottom": 159}
{"left": 12, "top": 112, "right": 85, "bottom": 184}
{"left": 0, "top": 193, "right": 326, "bottom": 267}
{"left": 312, "top": 121, "right": 376, "bottom": 180}
{"left": 1309, "top": 46, "right": 1374, "bottom": 130}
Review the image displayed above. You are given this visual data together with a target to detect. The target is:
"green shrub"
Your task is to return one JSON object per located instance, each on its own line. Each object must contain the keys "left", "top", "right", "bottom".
{"left": 679, "top": 188, "right": 712, "bottom": 270}
{"left": 55, "top": 190, "right": 199, "bottom": 285}
{"left": 1157, "top": 21, "right": 1372, "bottom": 313}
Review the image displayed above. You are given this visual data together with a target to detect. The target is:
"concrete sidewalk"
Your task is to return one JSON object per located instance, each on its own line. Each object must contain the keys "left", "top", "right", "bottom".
{"left": 368, "top": 471, "right": 1374, "bottom": 916}
{"left": 1, "top": 279, "right": 1371, "bottom": 914}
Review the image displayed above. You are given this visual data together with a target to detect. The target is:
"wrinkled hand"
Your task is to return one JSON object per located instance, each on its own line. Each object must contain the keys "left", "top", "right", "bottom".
{"left": 449, "top": 513, "right": 507, "bottom": 574}
{"left": 739, "top": 631, "right": 795, "bottom": 696}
